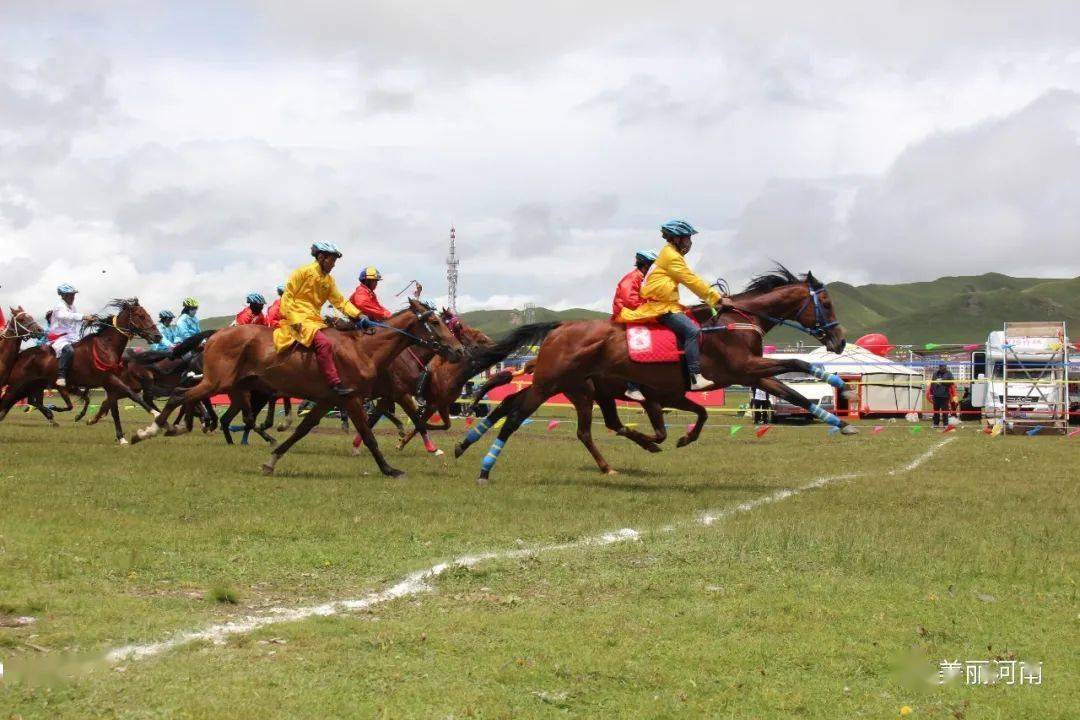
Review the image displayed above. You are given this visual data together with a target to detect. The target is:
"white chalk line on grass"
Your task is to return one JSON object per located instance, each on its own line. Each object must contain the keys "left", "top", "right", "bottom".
{"left": 106, "top": 437, "right": 955, "bottom": 665}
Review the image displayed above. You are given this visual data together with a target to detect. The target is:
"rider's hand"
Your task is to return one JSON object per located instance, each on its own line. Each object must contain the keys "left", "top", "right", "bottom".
{"left": 355, "top": 317, "right": 373, "bottom": 331}
{"left": 82, "top": 314, "right": 97, "bottom": 322}
{"left": 413, "top": 282, "right": 423, "bottom": 298}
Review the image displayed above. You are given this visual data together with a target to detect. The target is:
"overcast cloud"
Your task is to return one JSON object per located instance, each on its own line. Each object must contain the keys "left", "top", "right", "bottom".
{"left": 2, "top": 1, "right": 1080, "bottom": 317}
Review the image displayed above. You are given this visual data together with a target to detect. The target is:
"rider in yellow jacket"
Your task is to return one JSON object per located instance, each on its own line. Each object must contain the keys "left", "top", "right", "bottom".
{"left": 618, "top": 220, "right": 728, "bottom": 390}
{"left": 274, "top": 241, "right": 363, "bottom": 395}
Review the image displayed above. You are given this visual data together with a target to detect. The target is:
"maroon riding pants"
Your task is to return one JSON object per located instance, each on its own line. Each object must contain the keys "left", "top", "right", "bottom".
{"left": 311, "top": 329, "right": 341, "bottom": 386}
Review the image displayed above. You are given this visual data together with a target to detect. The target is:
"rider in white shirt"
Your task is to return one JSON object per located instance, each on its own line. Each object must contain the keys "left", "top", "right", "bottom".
{"left": 51, "top": 283, "right": 95, "bottom": 387}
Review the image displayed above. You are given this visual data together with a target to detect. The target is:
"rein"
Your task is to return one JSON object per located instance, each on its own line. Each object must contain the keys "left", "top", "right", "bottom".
{"left": 362, "top": 305, "right": 453, "bottom": 353}
{"left": 2, "top": 311, "right": 44, "bottom": 341}
{"left": 718, "top": 282, "right": 838, "bottom": 340}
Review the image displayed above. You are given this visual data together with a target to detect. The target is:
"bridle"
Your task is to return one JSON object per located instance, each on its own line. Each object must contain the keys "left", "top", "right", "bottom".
{"left": 362, "top": 303, "right": 460, "bottom": 356}
{"left": 715, "top": 281, "right": 839, "bottom": 341}
{"left": 88, "top": 306, "right": 159, "bottom": 343}
{"left": 3, "top": 310, "right": 44, "bottom": 341}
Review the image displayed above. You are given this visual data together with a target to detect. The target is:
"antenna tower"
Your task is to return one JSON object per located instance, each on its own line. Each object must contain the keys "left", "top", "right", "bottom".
{"left": 446, "top": 225, "right": 459, "bottom": 313}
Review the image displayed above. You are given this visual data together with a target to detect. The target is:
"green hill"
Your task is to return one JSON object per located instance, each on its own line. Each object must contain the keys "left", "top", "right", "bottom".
{"left": 197, "top": 273, "right": 1080, "bottom": 346}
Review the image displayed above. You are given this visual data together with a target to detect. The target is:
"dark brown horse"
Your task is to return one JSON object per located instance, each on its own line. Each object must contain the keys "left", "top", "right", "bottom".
{"left": 455, "top": 268, "right": 857, "bottom": 483}
{"left": 0, "top": 299, "right": 162, "bottom": 442}
{"left": 133, "top": 298, "right": 465, "bottom": 477}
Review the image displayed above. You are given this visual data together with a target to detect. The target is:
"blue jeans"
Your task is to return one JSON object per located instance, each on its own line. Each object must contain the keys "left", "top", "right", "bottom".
{"left": 658, "top": 312, "right": 701, "bottom": 374}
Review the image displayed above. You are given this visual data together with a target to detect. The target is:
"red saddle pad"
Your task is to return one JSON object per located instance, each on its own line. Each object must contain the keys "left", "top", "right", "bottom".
{"left": 625, "top": 321, "right": 696, "bottom": 363}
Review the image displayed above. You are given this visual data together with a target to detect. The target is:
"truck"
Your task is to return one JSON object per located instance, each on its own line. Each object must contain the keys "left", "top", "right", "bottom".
{"left": 969, "top": 322, "right": 1072, "bottom": 432}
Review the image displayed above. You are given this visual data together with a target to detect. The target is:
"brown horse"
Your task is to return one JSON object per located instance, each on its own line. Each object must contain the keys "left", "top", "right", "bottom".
{"left": 455, "top": 267, "right": 857, "bottom": 483}
{"left": 364, "top": 313, "right": 493, "bottom": 454}
{"left": 133, "top": 298, "right": 465, "bottom": 477}
{"left": 0, "top": 308, "right": 86, "bottom": 426}
{"left": 0, "top": 299, "right": 162, "bottom": 442}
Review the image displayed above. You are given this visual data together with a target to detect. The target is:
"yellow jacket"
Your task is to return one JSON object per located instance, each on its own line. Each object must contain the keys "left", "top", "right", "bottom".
{"left": 618, "top": 243, "right": 722, "bottom": 322}
{"left": 273, "top": 261, "right": 362, "bottom": 351}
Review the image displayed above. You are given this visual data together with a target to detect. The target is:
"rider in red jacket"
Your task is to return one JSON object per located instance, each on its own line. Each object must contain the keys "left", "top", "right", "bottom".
{"left": 235, "top": 293, "right": 269, "bottom": 326}
{"left": 265, "top": 285, "right": 284, "bottom": 328}
{"left": 612, "top": 250, "right": 657, "bottom": 319}
{"left": 350, "top": 267, "right": 392, "bottom": 321}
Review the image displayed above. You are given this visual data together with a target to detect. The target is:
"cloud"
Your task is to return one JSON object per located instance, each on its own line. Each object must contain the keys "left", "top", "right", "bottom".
{"left": 365, "top": 88, "right": 415, "bottom": 115}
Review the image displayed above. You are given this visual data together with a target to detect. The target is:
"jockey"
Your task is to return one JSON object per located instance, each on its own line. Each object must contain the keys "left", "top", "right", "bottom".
{"left": 235, "top": 292, "right": 268, "bottom": 326}
{"left": 350, "top": 267, "right": 392, "bottom": 321}
{"left": 273, "top": 242, "right": 365, "bottom": 396}
{"left": 618, "top": 220, "right": 728, "bottom": 391}
{"left": 174, "top": 298, "right": 201, "bottom": 341}
{"left": 151, "top": 310, "right": 181, "bottom": 351}
{"left": 265, "top": 284, "right": 285, "bottom": 328}
{"left": 51, "top": 283, "right": 95, "bottom": 387}
{"left": 613, "top": 250, "right": 658, "bottom": 401}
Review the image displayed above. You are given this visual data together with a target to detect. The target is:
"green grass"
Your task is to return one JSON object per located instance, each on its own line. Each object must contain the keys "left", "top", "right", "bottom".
{"left": 0, "top": 404, "right": 1076, "bottom": 718}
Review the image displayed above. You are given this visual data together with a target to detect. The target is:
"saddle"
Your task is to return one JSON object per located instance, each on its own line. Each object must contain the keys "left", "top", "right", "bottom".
{"left": 624, "top": 319, "right": 699, "bottom": 363}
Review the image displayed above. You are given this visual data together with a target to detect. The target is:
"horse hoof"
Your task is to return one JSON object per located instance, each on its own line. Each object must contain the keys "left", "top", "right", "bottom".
{"left": 261, "top": 463, "right": 275, "bottom": 476}
{"left": 476, "top": 475, "right": 489, "bottom": 486}
{"left": 384, "top": 468, "right": 405, "bottom": 478}
{"left": 351, "top": 446, "right": 362, "bottom": 457}
{"left": 453, "top": 443, "right": 467, "bottom": 459}
{"left": 676, "top": 436, "right": 691, "bottom": 448}
{"left": 644, "top": 442, "right": 662, "bottom": 453}
{"left": 118, "top": 437, "right": 129, "bottom": 446}
{"left": 604, "top": 468, "right": 618, "bottom": 476}
{"left": 433, "top": 448, "right": 445, "bottom": 457}
{"left": 841, "top": 425, "right": 859, "bottom": 435}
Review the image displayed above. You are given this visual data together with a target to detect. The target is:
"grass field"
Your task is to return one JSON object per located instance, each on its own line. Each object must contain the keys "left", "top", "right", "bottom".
{"left": 0, "top": 402, "right": 1077, "bottom": 718}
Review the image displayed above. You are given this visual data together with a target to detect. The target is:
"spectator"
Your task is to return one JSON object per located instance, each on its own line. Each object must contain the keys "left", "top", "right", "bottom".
{"left": 927, "top": 363, "right": 956, "bottom": 428}
{"left": 750, "top": 386, "right": 772, "bottom": 425}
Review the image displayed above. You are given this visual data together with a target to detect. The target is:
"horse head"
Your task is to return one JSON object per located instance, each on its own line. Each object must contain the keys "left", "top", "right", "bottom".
{"left": 5, "top": 306, "right": 45, "bottom": 340}
{"left": 739, "top": 266, "right": 846, "bottom": 353}
{"left": 111, "top": 298, "right": 162, "bottom": 345}
{"left": 408, "top": 298, "right": 465, "bottom": 362}
{"left": 439, "top": 308, "right": 492, "bottom": 350}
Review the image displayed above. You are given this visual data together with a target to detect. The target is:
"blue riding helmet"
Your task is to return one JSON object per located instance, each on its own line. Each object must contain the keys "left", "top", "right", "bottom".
{"left": 57, "top": 283, "right": 78, "bottom": 295}
{"left": 159, "top": 310, "right": 175, "bottom": 321}
{"left": 246, "top": 292, "right": 266, "bottom": 305}
{"left": 311, "top": 241, "right": 343, "bottom": 258}
{"left": 276, "top": 284, "right": 285, "bottom": 295}
{"left": 661, "top": 220, "right": 698, "bottom": 237}
{"left": 635, "top": 249, "right": 658, "bottom": 264}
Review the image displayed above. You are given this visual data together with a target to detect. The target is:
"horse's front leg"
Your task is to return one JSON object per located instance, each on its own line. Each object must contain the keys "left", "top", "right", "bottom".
{"left": 262, "top": 401, "right": 331, "bottom": 475}
{"left": 756, "top": 375, "right": 856, "bottom": 435}
{"left": 343, "top": 396, "right": 403, "bottom": 477}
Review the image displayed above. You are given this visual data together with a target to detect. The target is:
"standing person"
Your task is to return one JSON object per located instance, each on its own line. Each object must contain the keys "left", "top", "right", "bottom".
{"left": 612, "top": 249, "right": 657, "bottom": 401}
{"left": 174, "top": 298, "right": 201, "bottom": 341}
{"left": 617, "top": 220, "right": 730, "bottom": 390}
{"left": 927, "top": 363, "right": 955, "bottom": 428}
{"left": 273, "top": 242, "right": 365, "bottom": 395}
{"left": 265, "top": 285, "right": 285, "bottom": 328}
{"left": 51, "top": 284, "right": 96, "bottom": 388}
{"left": 235, "top": 293, "right": 268, "bottom": 326}
{"left": 151, "top": 310, "right": 181, "bottom": 352}
{"left": 750, "top": 386, "right": 772, "bottom": 425}
{"left": 350, "top": 267, "right": 392, "bottom": 321}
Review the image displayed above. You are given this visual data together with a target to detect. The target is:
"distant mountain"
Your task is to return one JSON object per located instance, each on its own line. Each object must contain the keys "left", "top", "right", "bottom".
{"left": 199, "top": 273, "right": 1080, "bottom": 346}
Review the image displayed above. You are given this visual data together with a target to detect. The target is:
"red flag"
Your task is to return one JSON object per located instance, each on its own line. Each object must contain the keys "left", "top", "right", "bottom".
{"left": 547, "top": 420, "right": 559, "bottom": 432}
{"left": 464, "top": 416, "right": 474, "bottom": 427}
{"left": 755, "top": 424, "right": 771, "bottom": 438}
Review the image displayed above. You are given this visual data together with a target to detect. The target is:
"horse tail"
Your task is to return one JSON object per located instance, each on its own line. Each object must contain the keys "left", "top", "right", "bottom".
{"left": 466, "top": 322, "right": 560, "bottom": 376}
{"left": 168, "top": 330, "right": 217, "bottom": 359}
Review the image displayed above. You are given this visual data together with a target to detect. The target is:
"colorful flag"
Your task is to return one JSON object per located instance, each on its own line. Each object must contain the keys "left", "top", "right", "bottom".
{"left": 755, "top": 425, "right": 771, "bottom": 438}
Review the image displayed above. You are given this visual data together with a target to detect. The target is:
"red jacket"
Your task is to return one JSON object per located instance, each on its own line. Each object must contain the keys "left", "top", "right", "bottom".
{"left": 235, "top": 307, "right": 269, "bottom": 326}
{"left": 350, "top": 284, "right": 391, "bottom": 321}
{"left": 265, "top": 299, "right": 282, "bottom": 328}
{"left": 611, "top": 268, "right": 646, "bottom": 319}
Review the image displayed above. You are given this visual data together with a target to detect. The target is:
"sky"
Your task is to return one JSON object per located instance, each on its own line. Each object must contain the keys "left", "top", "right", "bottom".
{"left": 3, "top": 1, "right": 1080, "bottom": 318}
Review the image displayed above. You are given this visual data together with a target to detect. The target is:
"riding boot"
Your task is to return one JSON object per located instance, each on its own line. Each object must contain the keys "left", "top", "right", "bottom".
{"left": 56, "top": 345, "right": 74, "bottom": 387}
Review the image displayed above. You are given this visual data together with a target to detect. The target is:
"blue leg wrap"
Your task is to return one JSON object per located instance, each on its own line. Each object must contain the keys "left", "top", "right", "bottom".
{"left": 464, "top": 417, "right": 492, "bottom": 444}
{"left": 809, "top": 402, "right": 843, "bottom": 427}
{"left": 810, "top": 363, "right": 846, "bottom": 390}
{"left": 481, "top": 438, "right": 505, "bottom": 472}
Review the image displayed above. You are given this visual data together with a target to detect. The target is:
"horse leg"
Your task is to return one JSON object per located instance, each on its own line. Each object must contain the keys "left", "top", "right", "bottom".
{"left": 219, "top": 402, "right": 241, "bottom": 445}
{"left": 343, "top": 396, "right": 404, "bottom": 477}
{"left": 475, "top": 386, "right": 547, "bottom": 485}
{"left": 399, "top": 395, "right": 441, "bottom": 455}
{"left": 0, "top": 381, "right": 49, "bottom": 424}
{"left": 72, "top": 389, "right": 92, "bottom": 422}
{"left": 30, "top": 388, "right": 59, "bottom": 427}
{"left": 666, "top": 395, "right": 709, "bottom": 448}
{"left": 88, "top": 397, "right": 113, "bottom": 426}
{"left": 566, "top": 386, "right": 616, "bottom": 474}
{"left": 756, "top": 375, "right": 856, "bottom": 435}
{"left": 592, "top": 390, "right": 664, "bottom": 453}
{"left": 454, "top": 388, "right": 524, "bottom": 458}
{"left": 246, "top": 394, "right": 277, "bottom": 445}
{"left": 276, "top": 397, "right": 293, "bottom": 432}
{"left": 133, "top": 378, "right": 215, "bottom": 443}
{"left": 262, "top": 401, "right": 332, "bottom": 476}
{"left": 104, "top": 390, "right": 127, "bottom": 444}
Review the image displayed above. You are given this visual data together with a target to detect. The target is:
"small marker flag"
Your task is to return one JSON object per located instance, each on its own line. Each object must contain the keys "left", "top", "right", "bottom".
{"left": 1026, "top": 425, "right": 1043, "bottom": 436}
{"left": 755, "top": 425, "right": 771, "bottom": 438}
{"left": 547, "top": 420, "right": 559, "bottom": 432}
{"left": 729, "top": 425, "right": 742, "bottom": 436}
{"left": 910, "top": 425, "right": 923, "bottom": 434}
{"left": 872, "top": 425, "right": 885, "bottom": 434}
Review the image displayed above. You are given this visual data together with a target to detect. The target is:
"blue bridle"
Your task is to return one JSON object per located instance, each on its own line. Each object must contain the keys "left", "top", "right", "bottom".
{"left": 765, "top": 283, "right": 839, "bottom": 340}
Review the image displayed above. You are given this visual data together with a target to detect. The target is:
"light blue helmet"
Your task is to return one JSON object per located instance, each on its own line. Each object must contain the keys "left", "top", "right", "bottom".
{"left": 310, "top": 241, "right": 343, "bottom": 258}
{"left": 276, "top": 284, "right": 285, "bottom": 296}
{"left": 661, "top": 219, "right": 698, "bottom": 238}
{"left": 635, "top": 249, "right": 658, "bottom": 264}
{"left": 246, "top": 292, "right": 266, "bottom": 305}
{"left": 158, "top": 309, "right": 175, "bottom": 321}
{"left": 57, "top": 283, "right": 78, "bottom": 295}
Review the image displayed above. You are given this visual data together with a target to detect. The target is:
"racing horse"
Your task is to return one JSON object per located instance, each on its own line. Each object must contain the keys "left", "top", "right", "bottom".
{"left": 0, "top": 307, "right": 49, "bottom": 419}
{"left": 0, "top": 299, "right": 162, "bottom": 442}
{"left": 133, "top": 298, "right": 465, "bottom": 477}
{"left": 456, "top": 267, "right": 857, "bottom": 483}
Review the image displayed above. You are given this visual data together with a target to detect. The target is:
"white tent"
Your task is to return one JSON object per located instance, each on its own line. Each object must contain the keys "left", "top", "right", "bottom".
{"left": 766, "top": 345, "right": 924, "bottom": 416}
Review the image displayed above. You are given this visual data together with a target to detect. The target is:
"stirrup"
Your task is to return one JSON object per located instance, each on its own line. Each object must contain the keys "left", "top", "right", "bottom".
{"left": 689, "top": 373, "right": 711, "bottom": 391}
{"left": 624, "top": 388, "right": 645, "bottom": 402}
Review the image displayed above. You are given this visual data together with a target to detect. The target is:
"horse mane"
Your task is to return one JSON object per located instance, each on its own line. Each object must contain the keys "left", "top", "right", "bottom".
{"left": 107, "top": 297, "right": 140, "bottom": 311}
{"left": 739, "top": 264, "right": 821, "bottom": 295}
